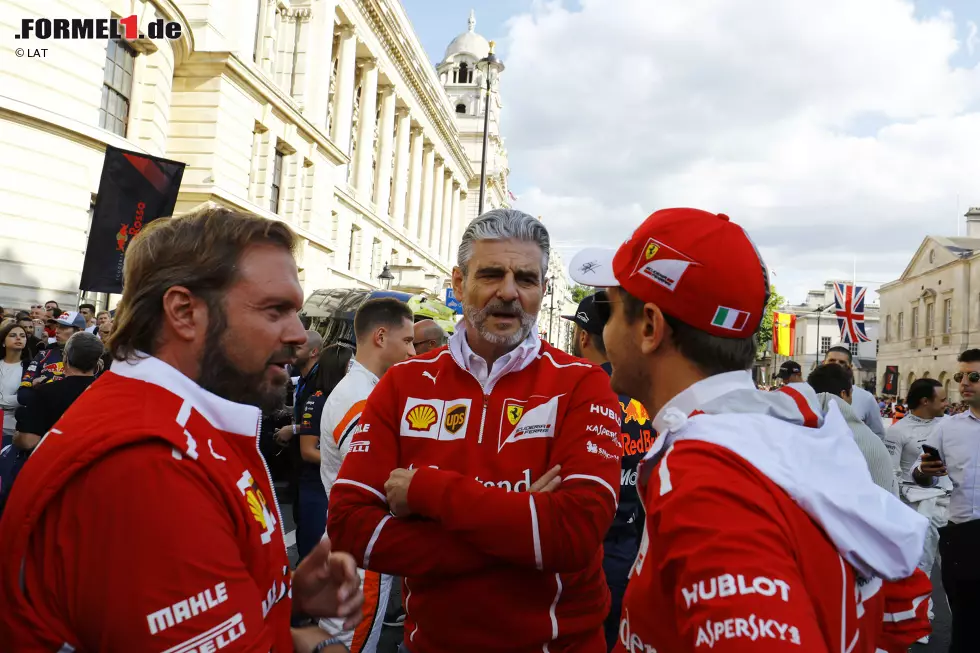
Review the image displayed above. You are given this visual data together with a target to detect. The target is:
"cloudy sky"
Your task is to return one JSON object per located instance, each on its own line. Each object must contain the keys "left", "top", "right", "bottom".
{"left": 403, "top": 0, "right": 980, "bottom": 304}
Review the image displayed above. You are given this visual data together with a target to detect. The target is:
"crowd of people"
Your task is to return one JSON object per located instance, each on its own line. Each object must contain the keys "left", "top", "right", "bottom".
{"left": 0, "top": 205, "right": 973, "bottom": 653}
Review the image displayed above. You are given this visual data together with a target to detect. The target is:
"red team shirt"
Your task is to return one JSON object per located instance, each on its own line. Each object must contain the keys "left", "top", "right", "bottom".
{"left": 0, "top": 356, "right": 294, "bottom": 652}
{"left": 329, "top": 335, "right": 623, "bottom": 653}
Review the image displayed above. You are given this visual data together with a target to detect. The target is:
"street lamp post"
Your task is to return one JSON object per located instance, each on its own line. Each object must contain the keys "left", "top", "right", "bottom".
{"left": 476, "top": 41, "right": 504, "bottom": 216}
{"left": 813, "top": 302, "right": 834, "bottom": 369}
{"left": 378, "top": 262, "right": 394, "bottom": 290}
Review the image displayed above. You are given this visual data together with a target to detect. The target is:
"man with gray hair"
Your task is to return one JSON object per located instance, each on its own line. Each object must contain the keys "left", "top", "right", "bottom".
{"left": 13, "top": 331, "right": 103, "bottom": 452}
{"left": 330, "top": 209, "right": 622, "bottom": 652}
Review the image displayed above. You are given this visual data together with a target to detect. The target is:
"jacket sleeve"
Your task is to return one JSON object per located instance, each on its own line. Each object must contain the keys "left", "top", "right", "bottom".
{"left": 327, "top": 371, "right": 496, "bottom": 577}
{"left": 16, "top": 352, "right": 43, "bottom": 406}
{"left": 652, "top": 442, "right": 831, "bottom": 652}
{"left": 28, "top": 442, "right": 276, "bottom": 652}
{"left": 861, "top": 391, "right": 886, "bottom": 438}
{"left": 876, "top": 569, "right": 932, "bottom": 653}
{"left": 406, "top": 366, "right": 621, "bottom": 573}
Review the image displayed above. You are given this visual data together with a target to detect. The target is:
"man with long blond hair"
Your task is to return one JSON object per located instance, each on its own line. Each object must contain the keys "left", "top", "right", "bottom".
{"left": 0, "top": 207, "right": 362, "bottom": 653}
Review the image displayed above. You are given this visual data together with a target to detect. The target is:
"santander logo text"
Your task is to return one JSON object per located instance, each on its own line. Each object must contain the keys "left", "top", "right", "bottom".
{"left": 474, "top": 468, "right": 532, "bottom": 492}
{"left": 619, "top": 609, "right": 658, "bottom": 653}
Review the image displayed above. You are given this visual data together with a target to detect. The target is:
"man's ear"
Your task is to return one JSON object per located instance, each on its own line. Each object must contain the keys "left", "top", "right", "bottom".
{"left": 160, "top": 286, "right": 208, "bottom": 344}
{"left": 373, "top": 326, "right": 387, "bottom": 348}
{"left": 637, "top": 302, "right": 668, "bottom": 356}
{"left": 451, "top": 267, "right": 464, "bottom": 304}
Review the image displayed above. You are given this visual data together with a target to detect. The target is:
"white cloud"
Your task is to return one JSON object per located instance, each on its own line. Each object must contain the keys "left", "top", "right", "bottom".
{"left": 500, "top": 0, "right": 980, "bottom": 302}
{"left": 968, "top": 20, "right": 979, "bottom": 55}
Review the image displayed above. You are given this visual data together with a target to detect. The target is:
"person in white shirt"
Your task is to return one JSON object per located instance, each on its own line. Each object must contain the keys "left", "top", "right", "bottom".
{"left": 914, "top": 349, "right": 980, "bottom": 651}
{"left": 824, "top": 346, "right": 886, "bottom": 439}
{"left": 319, "top": 297, "right": 416, "bottom": 653}
{"left": 0, "top": 323, "right": 30, "bottom": 448}
{"left": 884, "top": 377, "right": 950, "bottom": 579}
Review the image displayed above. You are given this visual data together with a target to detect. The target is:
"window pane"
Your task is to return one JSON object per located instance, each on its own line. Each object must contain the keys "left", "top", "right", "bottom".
{"left": 122, "top": 69, "right": 132, "bottom": 97}
{"left": 119, "top": 98, "right": 130, "bottom": 123}
{"left": 99, "top": 108, "right": 108, "bottom": 129}
{"left": 106, "top": 39, "right": 116, "bottom": 62}
{"left": 113, "top": 63, "right": 124, "bottom": 91}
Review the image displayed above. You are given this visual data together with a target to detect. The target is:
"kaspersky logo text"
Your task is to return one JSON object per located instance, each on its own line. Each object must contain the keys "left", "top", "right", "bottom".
{"left": 16, "top": 16, "right": 182, "bottom": 41}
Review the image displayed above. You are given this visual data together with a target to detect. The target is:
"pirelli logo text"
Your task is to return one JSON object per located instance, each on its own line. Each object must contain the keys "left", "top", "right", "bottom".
{"left": 160, "top": 614, "right": 247, "bottom": 653}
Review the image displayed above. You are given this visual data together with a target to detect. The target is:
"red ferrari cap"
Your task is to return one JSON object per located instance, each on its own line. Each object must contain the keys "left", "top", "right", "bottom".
{"left": 569, "top": 208, "right": 770, "bottom": 339}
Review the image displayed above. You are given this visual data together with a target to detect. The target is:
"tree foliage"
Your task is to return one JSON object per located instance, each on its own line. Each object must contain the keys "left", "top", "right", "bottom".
{"left": 756, "top": 286, "right": 786, "bottom": 356}
{"left": 571, "top": 284, "right": 593, "bottom": 304}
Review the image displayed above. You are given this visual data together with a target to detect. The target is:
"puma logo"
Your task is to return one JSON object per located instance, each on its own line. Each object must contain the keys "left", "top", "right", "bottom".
{"left": 422, "top": 371, "right": 438, "bottom": 384}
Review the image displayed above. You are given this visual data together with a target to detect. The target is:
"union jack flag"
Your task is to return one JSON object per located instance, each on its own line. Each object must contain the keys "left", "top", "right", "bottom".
{"left": 834, "top": 282, "right": 871, "bottom": 343}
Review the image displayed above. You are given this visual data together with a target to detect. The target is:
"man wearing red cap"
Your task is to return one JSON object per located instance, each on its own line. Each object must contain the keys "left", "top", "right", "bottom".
{"left": 570, "top": 208, "right": 931, "bottom": 653}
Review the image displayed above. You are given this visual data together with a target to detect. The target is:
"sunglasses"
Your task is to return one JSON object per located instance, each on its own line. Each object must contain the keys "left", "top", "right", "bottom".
{"left": 954, "top": 371, "right": 980, "bottom": 384}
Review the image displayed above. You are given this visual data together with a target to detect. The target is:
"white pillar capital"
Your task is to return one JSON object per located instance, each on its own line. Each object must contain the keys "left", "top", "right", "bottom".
{"left": 356, "top": 56, "right": 378, "bottom": 69}
{"left": 336, "top": 23, "right": 355, "bottom": 39}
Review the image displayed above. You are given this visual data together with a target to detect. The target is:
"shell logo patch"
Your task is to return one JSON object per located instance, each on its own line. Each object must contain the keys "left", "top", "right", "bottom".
{"left": 407, "top": 404, "right": 438, "bottom": 431}
{"left": 401, "top": 398, "right": 473, "bottom": 440}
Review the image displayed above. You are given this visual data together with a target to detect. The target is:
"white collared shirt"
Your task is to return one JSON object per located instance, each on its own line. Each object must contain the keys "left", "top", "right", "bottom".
{"left": 452, "top": 322, "right": 540, "bottom": 390}
{"left": 916, "top": 409, "right": 980, "bottom": 524}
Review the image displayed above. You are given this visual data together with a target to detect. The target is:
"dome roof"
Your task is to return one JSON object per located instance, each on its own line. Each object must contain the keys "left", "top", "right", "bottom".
{"left": 443, "top": 9, "right": 489, "bottom": 61}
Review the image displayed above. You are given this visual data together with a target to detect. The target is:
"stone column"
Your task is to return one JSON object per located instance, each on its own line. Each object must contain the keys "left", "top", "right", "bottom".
{"left": 330, "top": 24, "right": 357, "bottom": 156}
{"left": 418, "top": 143, "right": 434, "bottom": 241}
{"left": 352, "top": 57, "right": 378, "bottom": 198}
{"left": 303, "top": 0, "right": 337, "bottom": 129}
{"left": 429, "top": 156, "right": 444, "bottom": 250}
{"left": 447, "top": 182, "right": 462, "bottom": 265}
{"left": 391, "top": 107, "right": 411, "bottom": 226}
{"left": 440, "top": 171, "right": 454, "bottom": 261}
{"left": 373, "top": 84, "right": 396, "bottom": 215}
{"left": 405, "top": 126, "right": 423, "bottom": 235}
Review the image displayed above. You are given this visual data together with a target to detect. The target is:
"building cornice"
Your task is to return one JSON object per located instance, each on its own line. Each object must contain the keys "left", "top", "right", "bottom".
{"left": 177, "top": 51, "right": 349, "bottom": 167}
{"left": 352, "top": 0, "right": 475, "bottom": 181}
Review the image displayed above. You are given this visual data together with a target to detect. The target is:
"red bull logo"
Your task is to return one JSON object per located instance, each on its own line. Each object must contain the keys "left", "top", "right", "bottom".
{"left": 621, "top": 399, "right": 650, "bottom": 425}
{"left": 116, "top": 223, "right": 129, "bottom": 252}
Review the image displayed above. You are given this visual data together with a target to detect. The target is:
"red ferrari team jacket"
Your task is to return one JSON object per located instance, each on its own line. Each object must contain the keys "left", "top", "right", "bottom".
{"left": 328, "top": 329, "right": 622, "bottom": 653}
{"left": 614, "top": 373, "right": 930, "bottom": 653}
{"left": 0, "top": 355, "right": 293, "bottom": 653}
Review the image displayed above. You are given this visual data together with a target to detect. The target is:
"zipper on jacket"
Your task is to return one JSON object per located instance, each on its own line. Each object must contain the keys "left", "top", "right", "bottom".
{"left": 447, "top": 345, "right": 507, "bottom": 445}
{"left": 254, "top": 414, "right": 289, "bottom": 557}
{"left": 477, "top": 395, "right": 489, "bottom": 444}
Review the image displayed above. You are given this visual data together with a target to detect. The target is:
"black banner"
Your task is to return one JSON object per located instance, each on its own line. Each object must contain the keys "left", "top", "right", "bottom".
{"left": 79, "top": 145, "right": 185, "bottom": 293}
{"left": 882, "top": 365, "right": 898, "bottom": 395}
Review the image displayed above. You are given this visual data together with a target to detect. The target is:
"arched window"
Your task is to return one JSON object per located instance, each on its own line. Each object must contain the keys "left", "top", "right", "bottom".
{"left": 459, "top": 62, "right": 470, "bottom": 84}
{"left": 455, "top": 103, "right": 466, "bottom": 114}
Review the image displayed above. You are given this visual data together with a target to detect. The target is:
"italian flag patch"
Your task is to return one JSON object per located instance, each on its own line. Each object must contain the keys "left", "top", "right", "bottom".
{"left": 711, "top": 306, "right": 750, "bottom": 331}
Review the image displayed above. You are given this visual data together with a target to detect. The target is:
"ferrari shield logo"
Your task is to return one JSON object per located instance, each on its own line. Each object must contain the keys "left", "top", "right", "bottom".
{"left": 644, "top": 242, "right": 660, "bottom": 260}
{"left": 506, "top": 404, "right": 524, "bottom": 425}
